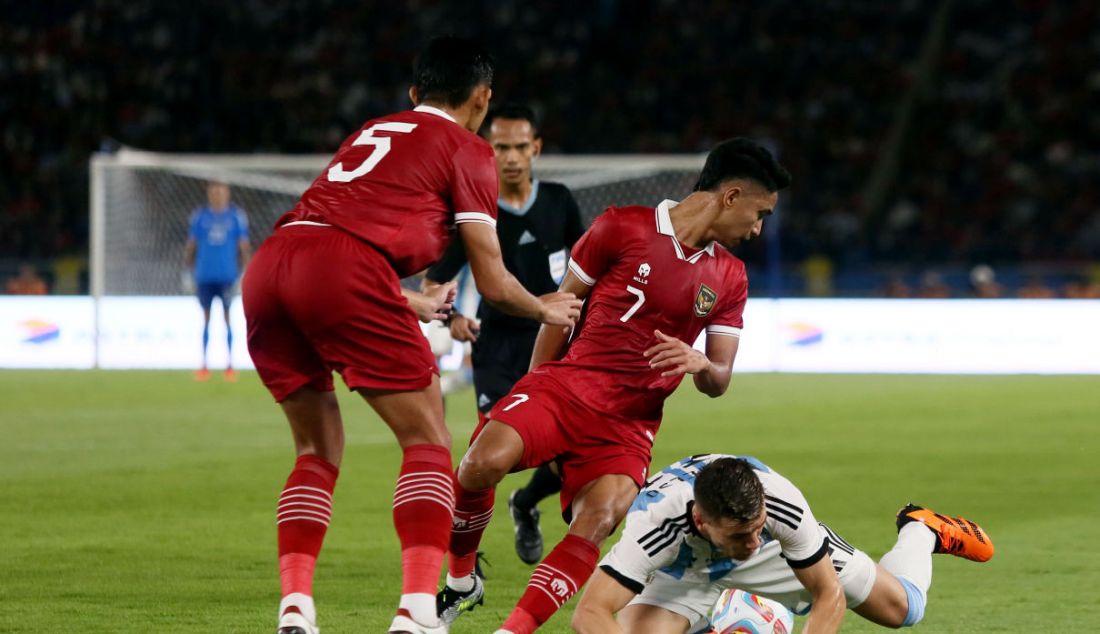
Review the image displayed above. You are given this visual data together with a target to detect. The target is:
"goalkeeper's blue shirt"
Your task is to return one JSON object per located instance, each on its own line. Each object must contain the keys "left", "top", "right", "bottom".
{"left": 190, "top": 205, "right": 249, "bottom": 283}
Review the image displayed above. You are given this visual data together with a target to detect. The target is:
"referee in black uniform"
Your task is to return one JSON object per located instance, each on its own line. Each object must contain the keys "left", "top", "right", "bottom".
{"left": 425, "top": 103, "right": 583, "bottom": 565}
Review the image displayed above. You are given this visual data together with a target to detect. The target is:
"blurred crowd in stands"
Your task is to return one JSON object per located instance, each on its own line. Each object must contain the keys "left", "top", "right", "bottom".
{"left": 2, "top": 0, "right": 1098, "bottom": 296}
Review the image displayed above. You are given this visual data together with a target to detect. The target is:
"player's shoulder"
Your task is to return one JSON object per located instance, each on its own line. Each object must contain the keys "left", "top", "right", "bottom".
{"left": 693, "top": 455, "right": 809, "bottom": 524}
{"left": 374, "top": 108, "right": 491, "bottom": 150}
{"left": 593, "top": 204, "right": 655, "bottom": 232}
{"left": 416, "top": 109, "right": 491, "bottom": 146}
{"left": 537, "top": 180, "right": 574, "bottom": 198}
{"left": 713, "top": 247, "right": 745, "bottom": 269}
{"left": 629, "top": 472, "right": 694, "bottom": 524}
{"left": 685, "top": 453, "right": 798, "bottom": 496}
{"left": 532, "top": 181, "right": 579, "bottom": 212}
{"left": 628, "top": 456, "right": 714, "bottom": 529}
{"left": 754, "top": 463, "right": 809, "bottom": 513}
{"left": 713, "top": 248, "right": 748, "bottom": 285}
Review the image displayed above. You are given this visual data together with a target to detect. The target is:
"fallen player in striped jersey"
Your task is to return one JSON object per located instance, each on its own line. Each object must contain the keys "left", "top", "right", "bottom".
{"left": 573, "top": 454, "right": 994, "bottom": 634}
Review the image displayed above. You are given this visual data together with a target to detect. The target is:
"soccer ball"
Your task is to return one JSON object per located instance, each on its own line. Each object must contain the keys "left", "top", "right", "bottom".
{"left": 708, "top": 589, "right": 795, "bottom": 634}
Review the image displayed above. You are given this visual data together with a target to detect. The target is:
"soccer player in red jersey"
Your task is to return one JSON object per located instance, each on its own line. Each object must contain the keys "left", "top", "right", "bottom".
{"left": 242, "top": 37, "right": 581, "bottom": 634}
{"left": 436, "top": 138, "right": 792, "bottom": 633}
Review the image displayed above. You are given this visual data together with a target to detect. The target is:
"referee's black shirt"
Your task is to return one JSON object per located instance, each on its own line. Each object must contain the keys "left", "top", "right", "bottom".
{"left": 426, "top": 179, "right": 585, "bottom": 334}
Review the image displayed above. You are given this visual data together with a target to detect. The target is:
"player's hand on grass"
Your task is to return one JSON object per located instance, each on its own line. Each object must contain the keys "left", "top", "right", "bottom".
{"left": 537, "top": 292, "right": 582, "bottom": 327}
{"left": 449, "top": 313, "right": 481, "bottom": 342}
{"left": 644, "top": 329, "right": 709, "bottom": 377}
{"left": 406, "top": 280, "right": 457, "bottom": 323}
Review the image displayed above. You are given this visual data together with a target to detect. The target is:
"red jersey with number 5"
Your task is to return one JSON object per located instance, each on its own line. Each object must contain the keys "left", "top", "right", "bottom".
{"left": 533, "top": 200, "right": 748, "bottom": 421}
{"left": 276, "top": 105, "right": 498, "bottom": 277}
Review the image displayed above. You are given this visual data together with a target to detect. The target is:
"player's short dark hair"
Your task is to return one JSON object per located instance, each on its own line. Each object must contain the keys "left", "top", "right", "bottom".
{"left": 487, "top": 103, "right": 540, "bottom": 137}
{"left": 413, "top": 36, "right": 495, "bottom": 108}
{"left": 693, "top": 138, "right": 792, "bottom": 193}
{"left": 694, "top": 458, "right": 765, "bottom": 522}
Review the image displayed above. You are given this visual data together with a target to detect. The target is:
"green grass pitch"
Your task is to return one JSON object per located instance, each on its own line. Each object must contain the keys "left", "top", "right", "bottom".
{"left": 2, "top": 370, "right": 1098, "bottom": 632}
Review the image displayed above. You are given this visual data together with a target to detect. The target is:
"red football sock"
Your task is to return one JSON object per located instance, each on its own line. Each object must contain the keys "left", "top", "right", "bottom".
{"left": 277, "top": 454, "right": 339, "bottom": 599}
{"left": 448, "top": 479, "right": 495, "bottom": 579}
{"left": 500, "top": 534, "right": 601, "bottom": 633}
{"left": 393, "top": 443, "right": 455, "bottom": 595}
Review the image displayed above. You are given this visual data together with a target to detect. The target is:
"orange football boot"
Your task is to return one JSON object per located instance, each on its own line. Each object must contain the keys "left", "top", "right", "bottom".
{"left": 223, "top": 368, "right": 238, "bottom": 382}
{"left": 896, "top": 503, "right": 994, "bottom": 562}
{"left": 194, "top": 368, "right": 211, "bottom": 382}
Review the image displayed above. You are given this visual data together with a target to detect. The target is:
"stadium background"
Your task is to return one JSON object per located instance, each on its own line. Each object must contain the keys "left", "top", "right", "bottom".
{"left": 2, "top": 2, "right": 1100, "bottom": 633}
{"left": 3, "top": 0, "right": 1099, "bottom": 296}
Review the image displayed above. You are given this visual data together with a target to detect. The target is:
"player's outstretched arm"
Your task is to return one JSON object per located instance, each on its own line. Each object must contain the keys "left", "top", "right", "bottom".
{"left": 791, "top": 556, "right": 846, "bottom": 634}
{"left": 571, "top": 568, "right": 636, "bottom": 634}
{"left": 460, "top": 221, "right": 581, "bottom": 325}
{"left": 529, "top": 271, "right": 593, "bottom": 370}
{"left": 644, "top": 330, "right": 737, "bottom": 397}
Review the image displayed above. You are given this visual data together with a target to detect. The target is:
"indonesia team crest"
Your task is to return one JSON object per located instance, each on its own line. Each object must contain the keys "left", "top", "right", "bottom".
{"left": 694, "top": 283, "right": 717, "bottom": 317}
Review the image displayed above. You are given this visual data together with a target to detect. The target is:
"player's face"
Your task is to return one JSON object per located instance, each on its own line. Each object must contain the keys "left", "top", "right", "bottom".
{"left": 698, "top": 510, "right": 767, "bottom": 560}
{"left": 713, "top": 185, "right": 777, "bottom": 247}
{"left": 489, "top": 119, "right": 542, "bottom": 186}
{"left": 207, "top": 183, "right": 230, "bottom": 211}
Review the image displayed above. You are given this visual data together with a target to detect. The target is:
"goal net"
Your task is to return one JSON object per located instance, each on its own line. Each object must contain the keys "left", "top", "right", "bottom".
{"left": 90, "top": 148, "right": 706, "bottom": 296}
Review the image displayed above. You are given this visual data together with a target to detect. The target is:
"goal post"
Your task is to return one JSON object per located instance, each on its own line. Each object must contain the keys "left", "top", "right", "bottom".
{"left": 87, "top": 148, "right": 706, "bottom": 368}
{"left": 88, "top": 148, "right": 707, "bottom": 298}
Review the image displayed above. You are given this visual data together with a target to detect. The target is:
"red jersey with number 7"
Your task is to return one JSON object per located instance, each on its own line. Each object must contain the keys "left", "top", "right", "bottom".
{"left": 532, "top": 201, "right": 748, "bottom": 422}
{"left": 276, "top": 105, "right": 498, "bottom": 277}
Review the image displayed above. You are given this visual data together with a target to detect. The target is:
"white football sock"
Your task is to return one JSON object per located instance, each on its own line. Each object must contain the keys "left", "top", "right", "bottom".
{"left": 447, "top": 572, "right": 475, "bottom": 592}
{"left": 399, "top": 593, "right": 440, "bottom": 626}
{"left": 279, "top": 592, "right": 316, "bottom": 624}
{"left": 879, "top": 522, "right": 936, "bottom": 592}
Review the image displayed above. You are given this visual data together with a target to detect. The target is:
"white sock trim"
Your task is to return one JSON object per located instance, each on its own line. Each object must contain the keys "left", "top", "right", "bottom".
{"left": 279, "top": 592, "right": 316, "bottom": 625}
{"left": 447, "top": 573, "right": 475, "bottom": 592}
{"left": 399, "top": 592, "right": 441, "bottom": 627}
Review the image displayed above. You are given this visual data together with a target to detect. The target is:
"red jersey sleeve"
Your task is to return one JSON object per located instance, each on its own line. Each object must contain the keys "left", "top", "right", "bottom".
{"left": 567, "top": 208, "right": 620, "bottom": 286}
{"left": 706, "top": 265, "right": 748, "bottom": 337}
{"left": 451, "top": 141, "right": 498, "bottom": 228}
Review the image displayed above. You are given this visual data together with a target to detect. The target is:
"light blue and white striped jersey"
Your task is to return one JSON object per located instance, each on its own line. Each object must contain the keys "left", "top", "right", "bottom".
{"left": 600, "top": 454, "right": 828, "bottom": 591}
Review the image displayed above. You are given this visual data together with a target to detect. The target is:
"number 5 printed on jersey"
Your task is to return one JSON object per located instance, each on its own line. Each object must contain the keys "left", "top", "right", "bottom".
{"left": 327, "top": 122, "right": 418, "bottom": 183}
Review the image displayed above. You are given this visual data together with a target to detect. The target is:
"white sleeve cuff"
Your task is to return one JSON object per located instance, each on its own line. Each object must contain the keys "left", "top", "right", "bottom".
{"left": 706, "top": 325, "right": 742, "bottom": 337}
{"left": 568, "top": 259, "right": 596, "bottom": 286}
{"left": 455, "top": 211, "right": 497, "bottom": 227}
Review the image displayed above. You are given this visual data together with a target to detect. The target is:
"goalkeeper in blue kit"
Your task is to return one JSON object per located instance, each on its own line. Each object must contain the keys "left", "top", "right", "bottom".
{"left": 184, "top": 180, "right": 250, "bottom": 381}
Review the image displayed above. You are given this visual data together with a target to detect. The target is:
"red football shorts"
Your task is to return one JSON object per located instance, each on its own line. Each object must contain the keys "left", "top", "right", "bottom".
{"left": 243, "top": 224, "right": 437, "bottom": 401}
{"left": 485, "top": 371, "right": 658, "bottom": 520}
